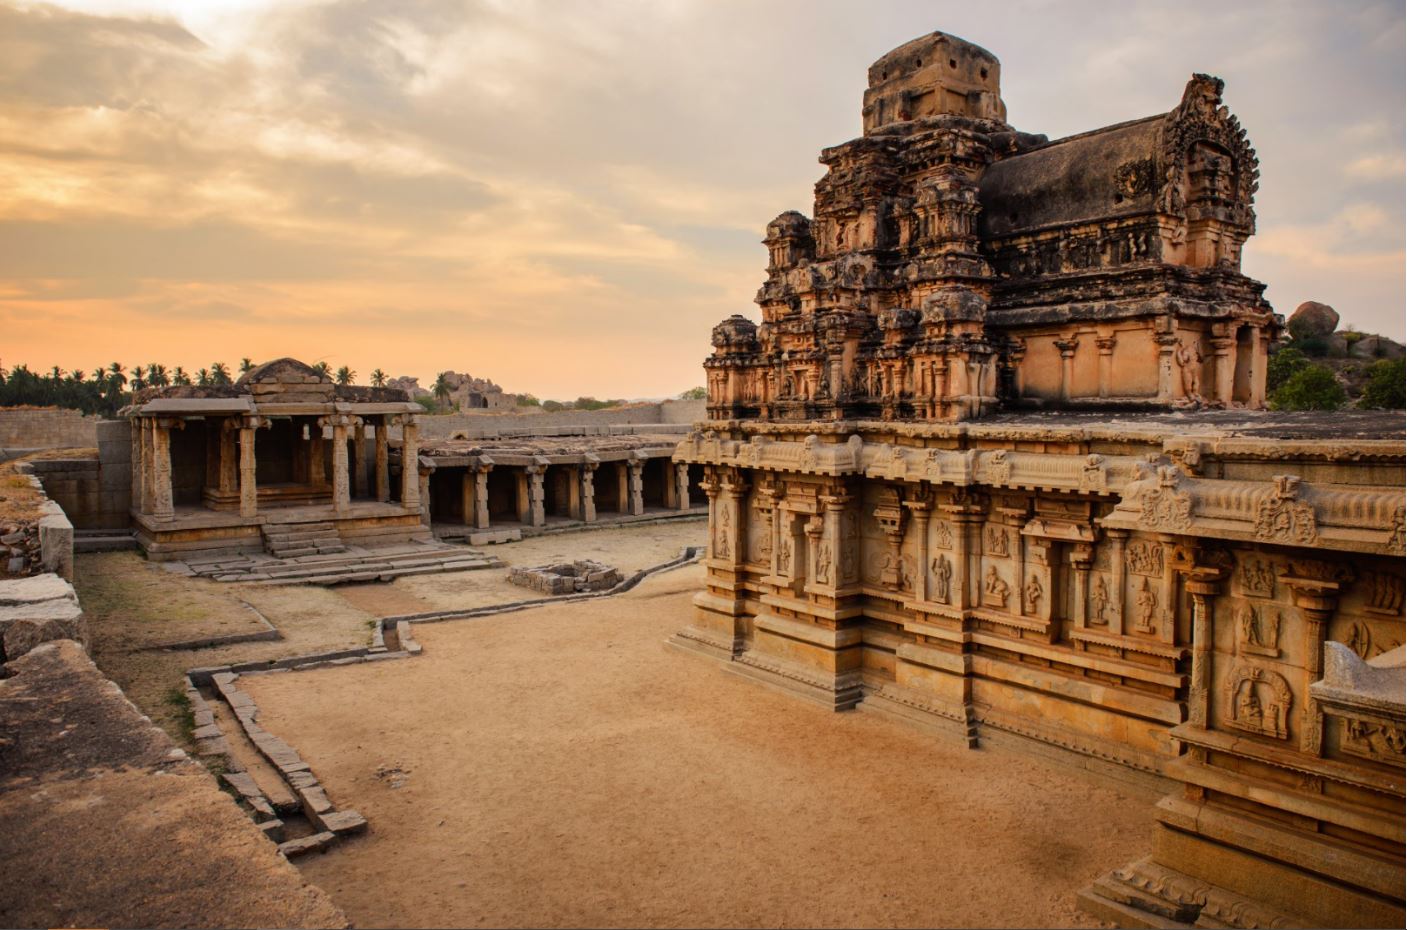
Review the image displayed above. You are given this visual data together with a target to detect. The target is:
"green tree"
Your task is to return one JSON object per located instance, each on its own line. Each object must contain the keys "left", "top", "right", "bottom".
{"left": 107, "top": 362, "right": 127, "bottom": 391}
{"left": 516, "top": 393, "right": 540, "bottom": 407}
{"left": 130, "top": 365, "right": 147, "bottom": 391}
{"left": 196, "top": 368, "right": 211, "bottom": 387}
{"left": 432, "top": 372, "right": 453, "bottom": 411}
{"left": 149, "top": 363, "right": 169, "bottom": 387}
{"left": 70, "top": 367, "right": 85, "bottom": 383}
{"left": 677, "top": 386, "right": 707, "bottom": 401}
{"left": 312, "top": 361, "right": 331, "bottom": 378}
{"left": 172, "top": 366, "right": 191, "bottom": 386}
{"left": 414, "top": 395, "right": 438, "bottom": 414}
{"left": 1269, "top": 366, "right": 1346, "bottom": 411}
{"left": 370, "top": 368, "right": 387, "bottom": 388}
{"left": 1357, "top": 359, "right": 1406, "bottom": 410}
{"left": 335, "top": 365, "right": 356, "bottom": 386}
{"left": 239, "top": 357, "right": 255, "bottom": 374}
{"left": 542, "top": 399, "right": 565, "bottom": 412}
{"left": 210, "top": 362, "right": 232, "bottom": 386}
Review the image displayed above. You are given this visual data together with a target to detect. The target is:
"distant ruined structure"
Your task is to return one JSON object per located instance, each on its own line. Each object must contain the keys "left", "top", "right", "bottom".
{"left": 676, "top": 31, "right": 1404, "bottom": 928}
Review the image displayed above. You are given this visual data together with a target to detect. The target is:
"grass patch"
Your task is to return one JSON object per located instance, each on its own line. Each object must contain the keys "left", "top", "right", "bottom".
{"left": 166, "top": 684, "right": 195, "bottom": 746}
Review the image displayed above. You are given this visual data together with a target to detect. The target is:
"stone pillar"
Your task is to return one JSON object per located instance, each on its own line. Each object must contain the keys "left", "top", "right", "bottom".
{"left": 1055, "top": 338, "right": 1079, "bottom": 404}
{"left": 1096, "top": 334, "right": 1116, "bottom": 398}
{"left": 1155, "top": 331, "right": 1180, "bottom": 404}
{"left": 718, "top": 469, "right": 748, "bottom": 570}
{"left": 322, "top": 415, "right": 353, "bottom": 513}
{"left": 526, "top": 461, "right": 546, "bottom": 527}
{"left": 353, "top": 420, "right": 367, "bottom": 499}
{"left": 616, "top": 463, "right": 630, "bottom": 515}
{"left": 309, "top": 419, "right": 326, "bottom": 486}
{"left": 399, "top": 416, "right": 419, "bottom": 511}
{"left": 675, "top": 462, "right": 691, "bottom": 511}
{"left": 627, "top": 457, "right": 644, "bottom": 516}
{"left": 219, "top": 419, "right": 238, "bottom": 495}
{"left": 1211, "top": 329, "right": 1237, "bottom": 406}
{"left": 375, "top": 416, "right": 390, "bottom": 503}
{"left": 238, "top": 417, "right": 263, "bottom": 518}
{"left": 701, "top": 470, "right": 721, "bottom": 560}
{"left": 473, "top": 463, "right": 492, "bottom": 529}
{"left": 129, "top": 419, "right": 143, "bottom": 513}
{"left": 1186, "top": 581, "right": 1215, "bottom": 728}
{"left": 140, "top": 417, "right": 155, "bottom": 515}
{"left": 581, "top": 458, "right": 598, "bottom": 523}
{"left": 461, "top": 470, "right": 475, "bottom": 526}
{"left": 567, "top": 466, "right": 583, "bottom": 519}
{"left": 1107, "top": 529, "right": 1128, "bottom": 636}
{"left": 418, "top": 464, "right": 431, "bottom": 527}
{"left": 516, "top": 469, "right": 530, "bottom": 524}
{"left": 1070, "top": 543, "right": 1094, "bottom": 631}
{"left": 151, "top": 417, "right": 181, "bottom": 521}
{"left": 906, "top": 499, "right": 931, "bottom": 603}
{"left": 663, "top": 461, "right": 678, "bottom": 509}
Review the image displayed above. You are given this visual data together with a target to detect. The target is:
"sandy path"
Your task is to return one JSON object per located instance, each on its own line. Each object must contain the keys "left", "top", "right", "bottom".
{"left": 244, "top": 565, "right": 1151, "bottom": 928}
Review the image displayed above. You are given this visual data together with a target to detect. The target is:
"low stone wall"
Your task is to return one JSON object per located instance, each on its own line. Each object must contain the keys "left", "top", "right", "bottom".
{"left": 35, "top": 422, "right": 130, "bottom": 531}
{"left": 0, "top": 406, "right": 99, "bottom": 455}
{"left": 3, "top": 462, "right": 74, "bottom": 581}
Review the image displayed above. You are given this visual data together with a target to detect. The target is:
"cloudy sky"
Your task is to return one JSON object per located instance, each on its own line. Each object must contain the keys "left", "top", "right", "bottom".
{"left": 2, "top": 0, "right": 1402, "bottom": 397}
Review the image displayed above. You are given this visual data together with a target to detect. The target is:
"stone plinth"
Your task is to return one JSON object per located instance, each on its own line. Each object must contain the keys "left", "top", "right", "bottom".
{"left": 508, "top": 560, "right": 622, "bottom": 595}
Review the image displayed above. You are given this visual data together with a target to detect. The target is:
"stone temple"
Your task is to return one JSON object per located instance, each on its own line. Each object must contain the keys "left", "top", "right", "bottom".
{"left": 675, "top": 31, "right": 1404, "bottom": 928}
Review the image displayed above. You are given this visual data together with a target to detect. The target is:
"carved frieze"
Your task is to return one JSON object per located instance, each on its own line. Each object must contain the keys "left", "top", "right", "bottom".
{"left": 1238, "top": 557, "right": 1276, "bottom": 599}
{"left": 1223, "top": 663, "right": 1292, "bottom": 740}
{"left": 1126, "top": 541, "right": 1163, "bottom": 576}
{"left": 1235, "top": 602, "right": 1281, "bottom": 658}
{"left": 1253, "top": 475, "right": 1317, "bottom": 545}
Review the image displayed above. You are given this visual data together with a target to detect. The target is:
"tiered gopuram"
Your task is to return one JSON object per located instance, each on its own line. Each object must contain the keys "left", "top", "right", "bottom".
{"left": 675, "top": 31, "right": 1404, "bottom": 928}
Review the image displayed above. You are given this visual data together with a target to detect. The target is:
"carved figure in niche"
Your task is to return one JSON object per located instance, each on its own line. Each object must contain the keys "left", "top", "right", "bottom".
{"left": 1090, "top": 576, "right": 1111, "bottom": 625}
{"left": 1342, "top": 718, "right": 1407, "bottom": 763}
{"left": 1174, "top": 339, "right": 1203, "bottom": 401}
{"left": 1134, "top": 577, "right": 1158, "bottom": 633}
{"left": 931, "top": 555, "right": 952, "bottom": 604}
{"left": 985, "top": 525, "right": 1010, "bottom": 557}
{"left": 1239, "top": 557, "right": 1275, "bottom": 598}
{"left": 778, "top": 536, "right": 792, "bottom": 575}
{"left": 1254, "top": 475, "right": 1318, "bottom": 545}
{"left": 934, "top": 520, "right": 954, "bottom": 550}
{"left": 1237, "top": 603, "right": 1281, "bottom": 657}
{"left": 816, "top": 542, "right": 833, "bottom": 585}
{"left": 1024, "top": 574, "right": 1044, "bottom": 615}
{"left": 1224, "top": 664, "right": 1291, "bottom": 740}
{"left": 714, "top": 507, "right": 732, "bottom": 560}
{"left": 1126, "top": 541, "right": 1163, "bottom": 576}
{"left": 754, "top": 517, "right": 773, "bottom": 561}
{"left": 984, "top": 566, "right": 1010, "bottom": 608}
{"left": 900, "top": 555, "right": 915, "bottom": 593}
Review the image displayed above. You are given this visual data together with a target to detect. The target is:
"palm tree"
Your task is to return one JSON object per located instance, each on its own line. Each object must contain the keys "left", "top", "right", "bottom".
{"left": 71, "top": 368, "right": 86, "bottom": 383}
{"left": 239, "top": 357, "right": 255, "bottom": 375}
{"left": 92, "top": 367, "right": 107, "bottom": 384}
{"left": 432, "top": 372, "right": 452, "bottom": 411}
{"left": 48, "top": 365, "right": 65, "bottom": 382}
{"left": 370, "top": 368, "right": 386, "bottom": 388}
{"left": 335, "top": 366, "right": 355, "bottom": 386}
{"left": 172, "top": 367, "right": 191, "bottom": 386}
{"left": 149, "top": 363, "right": 169, "bottom": 387}
{"left": 130, "top": 367, "right": 147, "bottom": 391}
{"left": 107, "top": 362, "right": 126, "bottom": 391}
{"left": 210, "top": 362, "right": 231, "bottom": 386}
{"left": 196, "top": 368, "right": 210, "bottom": 387}
{"left": 312, "top": 361, "right": 331, "bottom": 379}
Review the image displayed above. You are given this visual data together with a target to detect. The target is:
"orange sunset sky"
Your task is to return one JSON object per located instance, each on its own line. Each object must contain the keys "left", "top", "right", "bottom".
{"left": 2, "top": 0, "right": 1403, "bottom": 399}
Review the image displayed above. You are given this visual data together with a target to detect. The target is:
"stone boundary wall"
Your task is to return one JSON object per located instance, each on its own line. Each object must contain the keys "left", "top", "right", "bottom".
{"left": 0, "top": 407, "right": 100, "bottom": 455}
{"left": 416, "top": 400, "right": 704, "bottom": 439}
{"left": 5, "top": 463, "right": 74, "bottom": 581}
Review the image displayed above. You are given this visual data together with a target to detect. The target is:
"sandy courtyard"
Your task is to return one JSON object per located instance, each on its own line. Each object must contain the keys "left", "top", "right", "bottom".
{"left": 242, "top": 563, "right": 1153, "bottom": 928}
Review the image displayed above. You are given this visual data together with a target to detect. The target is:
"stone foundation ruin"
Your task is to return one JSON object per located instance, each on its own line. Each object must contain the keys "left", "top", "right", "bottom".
{"left": 509, "top": 560, "right": 622, "bottom": 595}
{"left": 675, "top": 30, "right": 1404, "bottom": 930}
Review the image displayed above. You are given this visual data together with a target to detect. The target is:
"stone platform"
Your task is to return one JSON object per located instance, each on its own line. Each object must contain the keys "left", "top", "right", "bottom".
{"left": 164, "top": 539, "right": 503, "bottom": 586}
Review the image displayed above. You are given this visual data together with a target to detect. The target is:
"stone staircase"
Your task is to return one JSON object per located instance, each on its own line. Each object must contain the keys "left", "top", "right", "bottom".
{"left": 180, "top": 541, "right": 502, "bottom": 586}
{"left": 73, "top": 528, "right": 138, "bottom": 553}
{"left": 260, "top": 520, "right": 347, "bottom": 559}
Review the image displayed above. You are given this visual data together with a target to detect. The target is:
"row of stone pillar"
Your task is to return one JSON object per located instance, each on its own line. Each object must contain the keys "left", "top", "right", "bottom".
{"left": 129, "top": 412, "right": 421, "bottom": 522}
{"left": 448, "top": 458, "right": 693, "bottom": 530}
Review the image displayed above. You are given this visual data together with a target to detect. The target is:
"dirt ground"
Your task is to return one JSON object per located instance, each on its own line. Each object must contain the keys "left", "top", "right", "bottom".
{"left": 244, "top": 563, "right": 1153, "bottom": 929}
{"left": 74, "top": 521, "right": 704, "bottom": 746}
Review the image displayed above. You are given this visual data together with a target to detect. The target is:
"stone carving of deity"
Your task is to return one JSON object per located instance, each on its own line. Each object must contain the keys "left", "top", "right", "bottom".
{"left": 931, "top": 555, "right": 952, "bottom": 604}
{"left": 1024, "top": 574, "right": 1043, "bottom": 615}
{"left": 984, "top": 566, "right": 1010, "bottom": 608}
{"left": 1090, "top": 576, "right": 1110, "bottom": 625}
{"left": 816, "top": 542, "right": 833, "bottom": 585}
{"left": 1174, "top": 340, "right": 1204, "bottom": 401}
{"left": 1134, "top": 577, "right": 1157, "bottom": 633}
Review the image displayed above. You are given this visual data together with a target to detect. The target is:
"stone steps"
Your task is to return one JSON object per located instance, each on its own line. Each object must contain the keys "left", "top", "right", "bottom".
{"left": 186, "top": 542, "right": 502, "bottom": 586}
{"left": 261, "top": 520, "right": 347, "bottom": 559}
{"left": 73, "top": 530, "right": 138, "bottom": 553}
